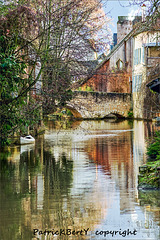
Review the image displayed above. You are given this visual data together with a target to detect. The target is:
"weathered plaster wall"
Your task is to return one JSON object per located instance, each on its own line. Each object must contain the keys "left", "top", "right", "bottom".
{"left": 109, "top": 45, "right": 125, "bottom": 68}
{"left": 126, "top": 38, "right": 133, "bottom": 69}
{"left": 132, "top": 31, "right": 160, "bottom": 119}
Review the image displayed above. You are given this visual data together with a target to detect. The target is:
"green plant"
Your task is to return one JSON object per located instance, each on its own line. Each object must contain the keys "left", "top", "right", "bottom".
{"left": 66, "top": 109, "right": 73, "bottom": 116}
{"left": 147, "top": 131, "right": 160, "bottom": 160}
{"left": 86, "top": 86, "right": 93, "bottom": 92}
{"left": 0, "top": 33, "right": 41, "bottom": 145}
{"left": 127, "top": 109, "right": 133, "bottom": 118}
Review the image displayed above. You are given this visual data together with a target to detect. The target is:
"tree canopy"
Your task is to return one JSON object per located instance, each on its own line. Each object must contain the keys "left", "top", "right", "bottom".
{"left": 0, "top": 0, "right": 111, "bottom": 145}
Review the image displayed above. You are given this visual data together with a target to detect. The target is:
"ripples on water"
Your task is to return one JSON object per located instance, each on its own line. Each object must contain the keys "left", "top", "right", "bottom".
{"left": 0, "top": 120, "right": 160, "bottom": 240}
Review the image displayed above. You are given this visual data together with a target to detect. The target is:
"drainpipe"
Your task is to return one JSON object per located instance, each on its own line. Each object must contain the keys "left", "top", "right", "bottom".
{"left": 124, "top": 41, "right": 126, "bottom": 67}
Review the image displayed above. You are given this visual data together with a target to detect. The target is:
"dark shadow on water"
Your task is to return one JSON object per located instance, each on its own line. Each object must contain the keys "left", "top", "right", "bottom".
{"left": 0, "top": 144, "right": 74, "bottom": 240}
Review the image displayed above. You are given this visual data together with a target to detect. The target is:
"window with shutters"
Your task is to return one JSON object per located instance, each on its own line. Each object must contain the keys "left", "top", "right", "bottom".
{"left": 134, "top": 48, "right": 142, "bottom": 65}
{"left": 142, "top": 46, "right": 145, "bottom": 63}
{"left": 132, "top": 75, "right": 142, "bottom": 92}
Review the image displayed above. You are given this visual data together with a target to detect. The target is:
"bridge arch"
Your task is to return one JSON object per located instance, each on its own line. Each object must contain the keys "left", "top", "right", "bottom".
{"left": 103, "top": 111, "right": 126, "bottom": 119}
{"left": 66, "top": 105, "right": 82, "bottom": 118}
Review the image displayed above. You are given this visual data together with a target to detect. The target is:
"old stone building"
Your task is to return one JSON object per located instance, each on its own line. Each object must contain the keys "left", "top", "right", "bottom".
{"left": 76, "top": 16, "right": 138, "bottom": 93}
{"left": 132, "top": 27, "right": 160, "bottom": 119}
{"left": 76, "top": 15, "right": 160, "bottom": 120}
{"left": 117, "top": 16, "right": 133, "bottom": 44}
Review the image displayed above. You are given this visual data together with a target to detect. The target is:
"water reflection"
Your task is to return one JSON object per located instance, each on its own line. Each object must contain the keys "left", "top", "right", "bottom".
{"left": 0, "top": 120, "right": 160, "bottom": 239}
{"left": 138, "top": 190, "right": 160, "bottom": 226}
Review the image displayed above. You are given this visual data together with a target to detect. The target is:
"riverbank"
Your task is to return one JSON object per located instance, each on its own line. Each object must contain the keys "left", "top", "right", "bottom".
{"left": 138, "top": 160, "right": 160, "bottom": 190}
{"left": 138, "top": 131, "right": 160, "bottom": 190}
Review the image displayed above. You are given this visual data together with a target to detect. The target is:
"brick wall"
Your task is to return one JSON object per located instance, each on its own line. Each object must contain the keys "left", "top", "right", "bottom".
{"left": 80, "top": 60, "right": 130, "bottom": 93}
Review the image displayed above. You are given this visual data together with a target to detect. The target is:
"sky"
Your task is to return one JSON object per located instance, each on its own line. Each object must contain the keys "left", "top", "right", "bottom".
{"left": 102, "top": 0, "right": 141, "bottom": 33}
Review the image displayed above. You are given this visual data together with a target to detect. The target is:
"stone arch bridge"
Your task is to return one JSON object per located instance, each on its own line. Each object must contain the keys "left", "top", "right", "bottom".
{"left": 66, "top": 91, "right": 132, "bottom": 119}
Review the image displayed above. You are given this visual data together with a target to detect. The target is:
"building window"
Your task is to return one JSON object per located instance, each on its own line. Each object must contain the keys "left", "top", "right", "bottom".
{"left": 142, "top": 46, "right": 145, "bottom": 63}
{"left": 134, "top": 48, "right": 141, "bottom": 65}
{"left": 116, "top": 59, "right": 123, "bottom": 69}
{"left": 132, "top": 74, "right": 142, "bottom": 92}
{"left": 119, "top": 61, "right": 123, "bottom": 69}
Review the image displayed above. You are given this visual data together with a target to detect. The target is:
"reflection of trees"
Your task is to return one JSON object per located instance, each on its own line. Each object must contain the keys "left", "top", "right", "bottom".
{"left": 0, "top": 145, "right": 44, "bottom": 239}
{"left": 42, "top": 150, "right": 74, "bottom": 228}
{"left": 0, "top": 143, "right": 74, "bottom": 239}
{"left": 0, "top": 149, "right": 26, "bottom": 240}
{"left": 43, "top": 151, "right": 73, "bottom": 195}
{"left": 0, "top": 150, "right": 16, "bottom": 179}
{"left": 0, "top": 138, "right": 110, "bottom": 240}
{"left": 34, "top": 147, "right": 73, "bottom": 227}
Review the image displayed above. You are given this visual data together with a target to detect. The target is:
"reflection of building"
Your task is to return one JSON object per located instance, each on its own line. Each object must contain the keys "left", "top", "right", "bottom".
{"left": 132, "top": 121, "right": 147, "bottom": 201}
{"left": 83, "top": 127, "right": 136, "bottom": 212}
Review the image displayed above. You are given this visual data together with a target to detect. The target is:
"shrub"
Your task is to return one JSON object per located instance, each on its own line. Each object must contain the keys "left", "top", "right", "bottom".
{"left": 147, "top": 131, "right": 160, "bottom": 160}
{"left": 86, "top": 86, "right": 93, "bottom": 92}
{"left": 127, "top": 109, "right": 133, "bottom": 118}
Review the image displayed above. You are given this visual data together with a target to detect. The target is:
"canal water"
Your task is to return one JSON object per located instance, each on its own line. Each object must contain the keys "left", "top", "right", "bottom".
{"left": 0, "top": 120, "right": 160, "bottom": 240}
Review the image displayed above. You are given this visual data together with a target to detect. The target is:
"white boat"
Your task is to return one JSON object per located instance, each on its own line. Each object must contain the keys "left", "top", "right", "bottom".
{"left": 20, "top": 135, "right": 35, "bottom": 145}
{"left": 20, "top": 144, "right": 35, "bottom": 154}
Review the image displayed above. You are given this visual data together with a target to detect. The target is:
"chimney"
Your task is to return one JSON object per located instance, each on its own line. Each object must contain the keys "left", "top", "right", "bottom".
{"left": 141, "top": 4, "right": 146, "bottom": 22}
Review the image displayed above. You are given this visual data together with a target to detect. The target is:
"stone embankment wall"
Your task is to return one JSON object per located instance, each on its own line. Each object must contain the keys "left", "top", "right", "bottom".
{"left": 67, "top": 91, "right": 132, "bottom": 119}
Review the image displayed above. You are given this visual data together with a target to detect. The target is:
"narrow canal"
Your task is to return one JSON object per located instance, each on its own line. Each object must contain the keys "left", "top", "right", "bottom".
{"left": 0, "top": 120, "right": 160, "bottom": 240}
